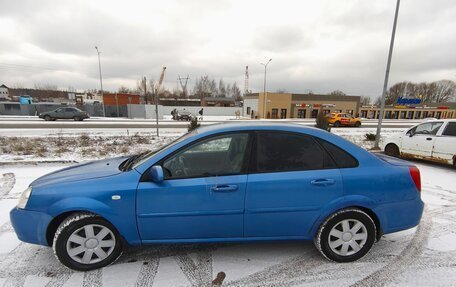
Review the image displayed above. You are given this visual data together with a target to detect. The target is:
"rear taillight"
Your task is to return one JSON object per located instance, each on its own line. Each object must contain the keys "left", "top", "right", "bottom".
{"left": 409, "top": 166, "right": 421, "bottom": 192}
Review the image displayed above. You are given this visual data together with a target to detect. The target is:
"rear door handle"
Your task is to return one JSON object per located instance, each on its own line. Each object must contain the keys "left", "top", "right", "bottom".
{"left": 311, "top": 179, "right": 335, "bottom": 186}
{"left": 211, "top": 184, "right": 238, "bottom": 192}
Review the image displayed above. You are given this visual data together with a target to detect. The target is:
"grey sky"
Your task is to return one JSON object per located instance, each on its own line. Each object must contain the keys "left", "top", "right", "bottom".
{"left": 0, "top": 0, "right": 455, "bottom": 99}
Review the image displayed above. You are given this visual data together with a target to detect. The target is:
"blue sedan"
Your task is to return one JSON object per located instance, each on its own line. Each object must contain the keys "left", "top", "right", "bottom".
{"left": 10, "top": 123, "right": 424, "bottom": 270}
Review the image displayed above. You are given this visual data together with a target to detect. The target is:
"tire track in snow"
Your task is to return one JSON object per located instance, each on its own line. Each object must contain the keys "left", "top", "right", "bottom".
{"left": 82, "top": 269, "right": 102, "bottom": 287}
{"left": 225, "top": 249, "right": 322, "bottom": 287}
{"left": 0, "top": 172, "right": 15, "bottom": 196}
{"left": 350, "top": 207, "right": 432, "bottom": 287}
{"left": 133, "top": 259, "right": 159, "bottom": 287}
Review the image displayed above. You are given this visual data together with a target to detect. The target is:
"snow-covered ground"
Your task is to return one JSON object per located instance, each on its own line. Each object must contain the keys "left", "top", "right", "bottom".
{"left": 0, "top": 161, "right": 455, "bottom": 286}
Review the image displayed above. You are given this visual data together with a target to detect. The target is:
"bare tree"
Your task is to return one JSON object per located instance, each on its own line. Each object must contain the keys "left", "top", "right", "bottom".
{"left": 433, "top": 80, "right": 455, "bottom": 102}
{"left": 360, "top": 96, "right": 371, "bottom": 106}
{"left": 118, "top": 86, "right": 132, "bottom": 93}
{"left": 329, "top": 90, "right": 346, "bottom": 96}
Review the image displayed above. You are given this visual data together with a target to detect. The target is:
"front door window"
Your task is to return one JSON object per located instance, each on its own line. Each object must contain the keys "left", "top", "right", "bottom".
{"left": 162, "top": 133, "right": 249, "bottom": 179}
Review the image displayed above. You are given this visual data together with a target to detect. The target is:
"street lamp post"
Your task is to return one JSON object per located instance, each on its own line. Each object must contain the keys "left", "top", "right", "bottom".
{"left": 95, "top": 46, "right": 106, "bottom": 117}
{"left": 261, "top": 58, "right": 272, "bottom": 119}
{"left": 374, "top": 0, "right": 400, "bottom": 149}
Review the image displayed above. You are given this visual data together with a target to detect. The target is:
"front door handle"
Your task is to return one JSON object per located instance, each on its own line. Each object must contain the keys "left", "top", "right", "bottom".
{"left": 211, "top": 184, "right": 238, "bottom": 192}
{"left": 311, "top": 179, "right": 335, "bottom": 186}
{"left": 426, "top": 137, "right": 432, "bottom": 141}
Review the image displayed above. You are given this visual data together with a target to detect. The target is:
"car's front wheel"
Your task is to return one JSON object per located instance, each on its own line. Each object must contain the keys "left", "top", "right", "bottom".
{"left": 44, "top": 115, "right": 52, "bottom": 121}
{"left": 385, "top": 144, "right": 400, "bottom": 157}
{"left": 314, "top": 209, "right": 376, "bottom": 262}
{"left": 334, "top": 121, "right": 341, "bottom": 127}
{"left": 53, "top": 213, "right": 122, "bottom": 271}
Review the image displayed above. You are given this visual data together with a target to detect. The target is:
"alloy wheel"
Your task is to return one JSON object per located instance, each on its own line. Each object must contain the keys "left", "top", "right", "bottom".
{"left": 66, "top": 224, "right": 116, "bottom": 264}
{"left": 328, "top": 219, "right": 368, "bottom": 256}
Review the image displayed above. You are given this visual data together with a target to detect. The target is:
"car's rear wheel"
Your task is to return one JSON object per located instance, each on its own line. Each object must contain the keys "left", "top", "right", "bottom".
{"left": 334, "top": 121, "right": 341, "bottom": 127}
{"left": 314, "top": 209, "right": 376, "bottom": 262}
{"left": 44, "top": 115, "right": 51, "bottom": 121}
{"left": 53, "top": 213, "right": 122, "bottom": 271}
{"left": 385, "top": 144, "right": 400, "bottom": 157}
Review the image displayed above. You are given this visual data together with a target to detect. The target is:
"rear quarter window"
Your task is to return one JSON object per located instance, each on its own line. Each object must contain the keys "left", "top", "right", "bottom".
{"left": 316, "top": 138, "right": 358, "bottom": 168}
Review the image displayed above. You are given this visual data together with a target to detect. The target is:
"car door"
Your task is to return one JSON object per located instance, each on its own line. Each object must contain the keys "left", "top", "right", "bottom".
{"left": 53, "top": 108, "right": 64, "bottom": 118}
{"left": 244, "top": 131, "right": 343, "bottom": 238}
{"left": 432, "top": 122, "right": 456, "bottom": 164}
{"left": 401, "top": 121, "right": 443, "bottom": 158}
{"left": 136, "top": 132, "right": 251, "bottom": 241}
{"left": 340, "top": 114, "right": 351, "bottom": 126}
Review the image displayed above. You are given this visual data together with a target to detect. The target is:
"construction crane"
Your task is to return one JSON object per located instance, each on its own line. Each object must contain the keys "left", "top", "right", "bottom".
{"left": 244, "top": 66, "right": 249, "bottom": 95}
{"left": 178, "top": 75, "right": 190, "bottom": 98}
{"left": 154, "top": 67, "right": 166, "bottom": 136}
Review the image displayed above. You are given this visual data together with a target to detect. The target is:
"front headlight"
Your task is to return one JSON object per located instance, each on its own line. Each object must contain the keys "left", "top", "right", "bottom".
{"left": 17, "top": 186, "right": 32, "bottom": 209}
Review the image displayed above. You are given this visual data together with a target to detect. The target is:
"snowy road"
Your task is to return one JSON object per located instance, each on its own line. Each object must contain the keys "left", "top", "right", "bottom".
{"left": 0, "top": 161, "right": 455, "bottom": 286}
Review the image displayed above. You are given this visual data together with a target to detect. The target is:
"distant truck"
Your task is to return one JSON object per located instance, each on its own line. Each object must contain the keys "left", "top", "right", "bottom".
{"left": 19, "top": 95, "right": 33, "bottom": 104}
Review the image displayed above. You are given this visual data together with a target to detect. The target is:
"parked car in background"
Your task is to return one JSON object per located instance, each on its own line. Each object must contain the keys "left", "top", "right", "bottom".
{"left": 10, "top": 123, "right": 423, "bottom": 270}
{"left": 39, "top": 107, "right": 89, "bottom": 121}
{"left": 326, "top": 113, "right": 362, "bottom": 127}
{"left": 383, "top": 119, "right": 456, "bottom": 167}
{"left": 174, "top": 110, "right": 194, "bottom": 121}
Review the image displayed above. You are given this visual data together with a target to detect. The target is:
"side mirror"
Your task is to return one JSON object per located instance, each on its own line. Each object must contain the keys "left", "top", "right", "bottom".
{"left": 408, "top": 131, "right": 414, "bottom": 137}
{"left": 149, "top": 165, "right": 164, "bottom": 183}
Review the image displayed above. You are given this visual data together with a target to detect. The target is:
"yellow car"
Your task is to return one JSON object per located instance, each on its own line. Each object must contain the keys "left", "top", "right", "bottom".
{"left": 326, "top": 113, "right": 362, "bottom": 127}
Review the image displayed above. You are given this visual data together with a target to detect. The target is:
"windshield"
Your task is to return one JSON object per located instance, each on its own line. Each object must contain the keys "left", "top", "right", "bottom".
{"left": 128, "top": 130, "right": 197, "bottom": 170}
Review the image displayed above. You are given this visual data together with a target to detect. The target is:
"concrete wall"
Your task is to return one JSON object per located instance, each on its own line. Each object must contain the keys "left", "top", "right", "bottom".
{"left": 243, "top": 98, "right": 259, "bottom": 118}
{"left": 127, "top": 105, "right": 242, "bottom": 119}
{"left": 0, "top": 103, "right": 105, "bottom": 117}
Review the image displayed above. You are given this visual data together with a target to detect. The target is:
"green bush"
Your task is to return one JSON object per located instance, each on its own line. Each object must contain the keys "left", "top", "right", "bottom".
{"left": 188, "top": 117, "right": 200, "bottom": 132}
{"left": 365, "top": 133, "right": 376, "bottom": 141}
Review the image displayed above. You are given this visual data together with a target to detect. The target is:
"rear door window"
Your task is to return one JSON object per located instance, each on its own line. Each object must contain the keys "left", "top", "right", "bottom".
{"left": 442, "top": 122, "right": 456, "bottom": 136}
{"left": 253, "top": 132, "right": 335, "bottom": 173}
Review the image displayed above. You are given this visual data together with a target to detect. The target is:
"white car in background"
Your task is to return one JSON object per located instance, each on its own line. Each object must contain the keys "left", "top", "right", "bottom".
{"left": 383, "top": 119, "right": 456, "bottom": 167}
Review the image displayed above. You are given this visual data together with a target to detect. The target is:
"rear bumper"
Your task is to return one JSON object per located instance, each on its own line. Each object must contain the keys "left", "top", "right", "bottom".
{"left": 10, "top": 207, "right": 52, "bottom": 246}
{"left": 375, "top": 197, "right": 424, "bottom": 235}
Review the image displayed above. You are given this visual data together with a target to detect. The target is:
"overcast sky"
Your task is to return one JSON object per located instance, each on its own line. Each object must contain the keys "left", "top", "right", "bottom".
{"left": 0, "top": 0, "right": 455, "bottom": 99}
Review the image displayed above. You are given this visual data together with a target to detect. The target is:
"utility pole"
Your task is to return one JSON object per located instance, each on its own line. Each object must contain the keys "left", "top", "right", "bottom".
{"left": 261, "top": 59, "right": 272, "bottom": 119}
{"left": 95, "top": 46, "right": 105, "bottom": 117}
{"left": 155, "top": 67, "right": 166, "bottom": 137}
{"left": 143, "top": 76, "right": 147, "bottom": 104}
{"left": 375, "top": 0, "right": 400, "bottom": 149}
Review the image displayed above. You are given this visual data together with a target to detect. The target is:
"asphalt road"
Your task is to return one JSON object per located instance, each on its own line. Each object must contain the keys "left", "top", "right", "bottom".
{"left": 0, "top": 116, "right": 421, "bottom": 129}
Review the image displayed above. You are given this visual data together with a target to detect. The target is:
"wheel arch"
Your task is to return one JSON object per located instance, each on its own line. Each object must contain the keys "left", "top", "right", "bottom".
{"left": 385, "top": 142, "right": 400, "bottom": 154}
{"left": 46, "top": 210, "right": 127, "bottom": 247}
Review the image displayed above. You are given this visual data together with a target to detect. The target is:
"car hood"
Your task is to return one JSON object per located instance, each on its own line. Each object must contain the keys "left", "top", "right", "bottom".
{"left": 31, "top": 156, "right": 128, "bottom": 187}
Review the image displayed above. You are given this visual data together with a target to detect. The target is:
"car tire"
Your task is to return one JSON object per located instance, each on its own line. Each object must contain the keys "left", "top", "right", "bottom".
{"left": 44, "top": 115, "right": 51, "bottom": 121}
{"left": 334, "top": 121, "right": 341, "bottom": 127}
{"left": 354, "top": 121, "right": 361, "bottom": 127}
{"left": 314, "top": 209, "right": 376, "bottom": 262}
{"left": 73, "top": 116, "right": 80, "bottom": 121}
{"left": 53, "top": 213, "right": 123, "bottom": 271}
{"left": 385, "top": 144, "right": 400, "bottom": 157}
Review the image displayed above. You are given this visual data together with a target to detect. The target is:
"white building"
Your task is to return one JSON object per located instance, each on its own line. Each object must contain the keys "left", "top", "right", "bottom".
{"left": 0, "top": 84, "right": 11, "bottom": 101}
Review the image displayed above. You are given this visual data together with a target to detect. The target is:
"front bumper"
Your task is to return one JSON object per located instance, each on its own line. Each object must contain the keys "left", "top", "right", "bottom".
{"left": 10, "top": 207, "right": 53, "bottom": 246}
